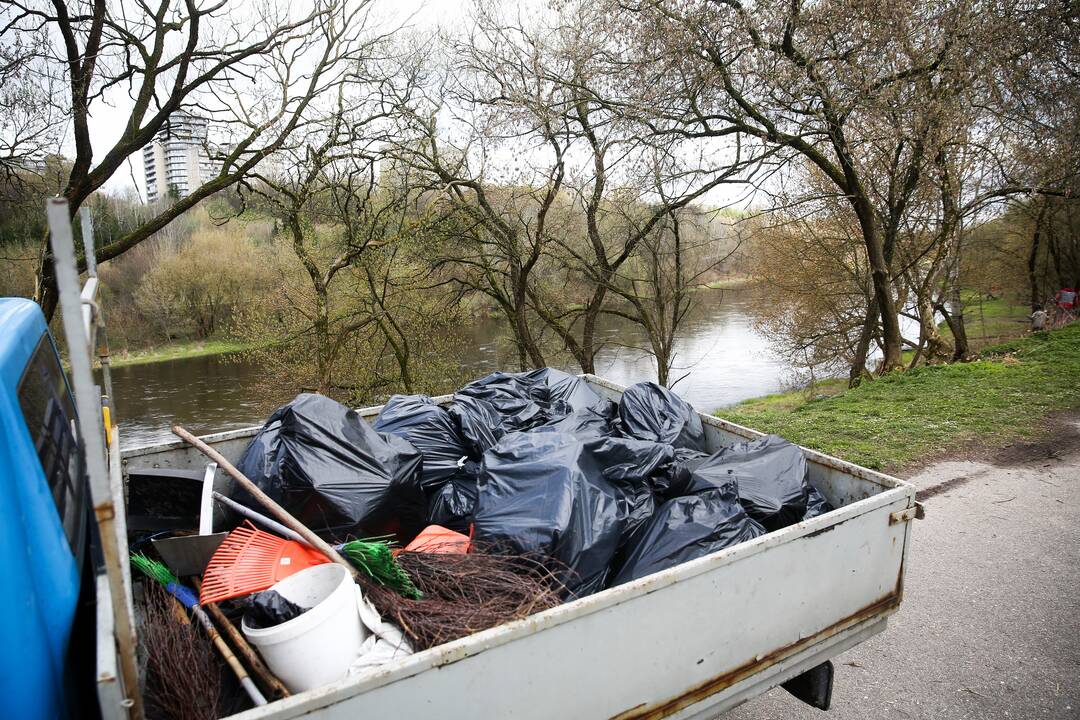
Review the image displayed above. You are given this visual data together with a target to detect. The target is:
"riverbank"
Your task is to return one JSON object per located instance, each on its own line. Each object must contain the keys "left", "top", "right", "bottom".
{"left": 722, "top": 322, "right": 1080, "bottom": 471}
{"left": 108, "top": 339, "right": 258, "bottom": 368}
{"left": 942, "top": 293, "right": 1031, "bottom": 349}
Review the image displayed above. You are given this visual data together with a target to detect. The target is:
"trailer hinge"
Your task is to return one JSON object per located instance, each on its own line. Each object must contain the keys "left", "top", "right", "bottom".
{"left": 889, "top": 502, "right": 925, "bottom": 524}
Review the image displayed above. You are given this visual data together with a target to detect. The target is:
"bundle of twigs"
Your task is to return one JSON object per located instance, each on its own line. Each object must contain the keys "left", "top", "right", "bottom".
{"left": 140, "top": 583, "right": 221, "bottom": 720}
{"left": 359, "top": 547, "right": 567, "bottom": 651}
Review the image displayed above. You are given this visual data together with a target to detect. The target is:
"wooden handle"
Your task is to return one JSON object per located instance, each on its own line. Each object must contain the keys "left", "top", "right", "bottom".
{"left": 192, "top": 605, "right": 267, "bottom": 706}
{"left": 171, "top": 424, "right": 360, "bottom": 581}
{"left": 194, "top": 578, "right": 291, "bottom": 700}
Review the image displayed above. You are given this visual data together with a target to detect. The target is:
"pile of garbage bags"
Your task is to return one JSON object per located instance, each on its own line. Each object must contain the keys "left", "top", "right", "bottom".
{"left": 233, "top": 368, "right": 834, "bottom": 598}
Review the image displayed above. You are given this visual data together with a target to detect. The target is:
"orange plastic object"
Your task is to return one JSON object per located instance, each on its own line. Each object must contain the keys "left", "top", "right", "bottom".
{"left": 199, "top": 521, "right": 330, "bottom": 605}
{"left": 403, "top": 525, "right": 471, "bottom": 554}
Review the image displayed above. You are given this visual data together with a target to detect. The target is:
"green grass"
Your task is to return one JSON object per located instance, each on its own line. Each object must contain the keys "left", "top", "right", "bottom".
{"left": 943, "top": 293, "right": 1030, "bottom": 347}
{"left": 108, "top": 339, "right": 259, "bottom": 368}
{"left": 722, "top": 323, "right": 1080, "bottom": 471}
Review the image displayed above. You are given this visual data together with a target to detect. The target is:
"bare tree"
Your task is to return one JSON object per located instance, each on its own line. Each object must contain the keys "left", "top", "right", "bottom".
{"left": 1, "top": 0, "right": 380, "bottom": 320}
{"left": 615, "top": 0, "right": 1063, "bottom": 372}
{"left": 605, "top": 204, "right": 741, "bottom": 386}
{"left": 239, "top": 75, "right": 403, "bottom": 395}
{"left": 397, "top": 1, "right": 758, "bottom": 375}
{"left": 0, "top": 24, "right": 63, "bottom": 185}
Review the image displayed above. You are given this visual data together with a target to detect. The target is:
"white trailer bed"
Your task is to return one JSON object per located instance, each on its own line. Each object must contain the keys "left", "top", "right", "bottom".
{"left": 119, "top": 374, "right": 918, "bottom": 719}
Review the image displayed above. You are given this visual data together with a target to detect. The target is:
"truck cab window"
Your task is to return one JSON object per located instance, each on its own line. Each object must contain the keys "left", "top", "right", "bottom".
{"left": 18, "top": 333, "right": 84, "bottom": 554}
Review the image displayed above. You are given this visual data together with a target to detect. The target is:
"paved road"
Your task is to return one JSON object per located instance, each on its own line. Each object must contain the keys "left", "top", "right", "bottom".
{"left": 723, "top": 426, "right": 1080, "bottom": 720}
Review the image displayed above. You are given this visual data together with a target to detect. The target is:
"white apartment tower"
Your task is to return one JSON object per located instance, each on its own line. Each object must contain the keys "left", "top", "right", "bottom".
{"left": 142, "top": 111, "right": 216, "bottom": 202}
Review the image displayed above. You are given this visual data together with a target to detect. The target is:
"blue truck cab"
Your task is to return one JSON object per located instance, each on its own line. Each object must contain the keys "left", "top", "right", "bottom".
{"left": 0, "top": 297, "right": 94, "bottom": 718}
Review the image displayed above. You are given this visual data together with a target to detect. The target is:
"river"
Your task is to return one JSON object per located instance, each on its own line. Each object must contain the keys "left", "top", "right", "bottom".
{"left": 111, "top": 290, "right": 798, "bottom": 448}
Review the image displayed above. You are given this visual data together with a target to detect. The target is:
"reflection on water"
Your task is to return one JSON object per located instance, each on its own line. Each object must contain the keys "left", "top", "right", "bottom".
{"left": 112, "top": 290, "right": 796, "bottom": 448}
{"left": 108, "top": 355, "right": 291, "bottom": 449}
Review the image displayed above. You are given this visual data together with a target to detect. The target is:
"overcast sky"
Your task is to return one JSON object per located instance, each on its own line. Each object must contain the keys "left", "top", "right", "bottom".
{"left": 84, "top": 0, "right": 463, "bottom": 198}
{"left": 81, "top": 0, "right": 755, "bottom": 210}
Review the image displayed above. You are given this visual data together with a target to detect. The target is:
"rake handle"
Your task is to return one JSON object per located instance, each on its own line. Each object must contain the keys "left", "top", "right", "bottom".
{"left": 171, "top": 424, "right": 360, "bottom": 582}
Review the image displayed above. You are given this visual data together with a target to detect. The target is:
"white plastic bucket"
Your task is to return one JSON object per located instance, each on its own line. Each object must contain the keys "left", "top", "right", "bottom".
{"left": 242, "top": 563, "right": 368, "bottom": 693}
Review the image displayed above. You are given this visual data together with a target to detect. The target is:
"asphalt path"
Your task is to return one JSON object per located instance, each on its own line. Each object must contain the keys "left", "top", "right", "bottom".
{"left": 723, "top": 423, "right": 1080, "bottom": 720}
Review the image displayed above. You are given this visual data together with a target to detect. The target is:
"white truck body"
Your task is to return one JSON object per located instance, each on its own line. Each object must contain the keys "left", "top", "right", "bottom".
{"left": 119, "top": 374, "right": 916, "bottom": 720}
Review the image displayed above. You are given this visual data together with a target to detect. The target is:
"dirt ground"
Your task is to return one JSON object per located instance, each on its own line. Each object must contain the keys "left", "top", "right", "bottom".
{"left": 722, "top": 417, "right": 1080, "bottom": 719}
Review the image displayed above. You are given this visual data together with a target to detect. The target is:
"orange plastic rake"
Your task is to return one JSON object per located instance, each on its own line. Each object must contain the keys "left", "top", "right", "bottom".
{"left": 199, "top": 521, "right": 330, "bottom": 605}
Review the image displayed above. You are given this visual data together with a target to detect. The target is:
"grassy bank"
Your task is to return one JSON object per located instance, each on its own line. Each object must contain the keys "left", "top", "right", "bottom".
{"left": 723, "top": 322, "right": 1080, "bottom": 471}
{"left": 108, "top": 339, "right": 259, "bottom": 368}
{"left": 944, "top": 293, "right": 1030, "bottom": 348}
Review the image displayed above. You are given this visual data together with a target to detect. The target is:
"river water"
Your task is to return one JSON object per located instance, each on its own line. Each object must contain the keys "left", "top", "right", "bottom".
{"left": 111, "top": 290, "right": 798, "bottom": 448}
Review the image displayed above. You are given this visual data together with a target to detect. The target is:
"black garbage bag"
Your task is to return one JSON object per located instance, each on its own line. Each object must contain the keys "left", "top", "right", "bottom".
{"left": 803, "top": 485, "right": 835, "bottom": 520}
{"left": 593, "top": 436, "right": 674, "bottom": 488}
{"left": 447, "top": 394, "right": 506, "bottom": 456}
{"left": 428, "top": 463, "right": 479, "bottom": 534}
{"left": 533, "top": 405, "right": 618, "bottom": 438}
{"left": 234, "top": 393, "right": 426, "bottom": 542}
{"left": 455, "top": 371, "right": 548, "bottom": 432}
{"left": 592, "top": 436, "right": 673, "bottom": 547}
{"left": 655, "top": 448, "right": 712, "bottom": 498}
{"left": 473, "top": 431, "right": 630, "bottom": 598}
{"left": 690, "top": 435, "right": 809, "bottom": 532}
{"left": 242, "top": 590, "right": 306, "bottom": 629}
{"left": 374, "top": 394, "right": 469, "bottom": 492}
{"left": 618, "top": 382, "right": 707, "bottom": 451}
{"left": 454, "top": 368, "right": 613, "bottom": 441}
{"left": 519, "top": 367, "right": 613, "bottom": 416}
{"left": 611, "top": 479, "right": 765, "bottom": 586}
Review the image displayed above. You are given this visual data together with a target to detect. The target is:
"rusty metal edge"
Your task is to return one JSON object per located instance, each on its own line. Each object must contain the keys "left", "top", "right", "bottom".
{"left": 607, "top": 592, "right": 903, "bottom": 720}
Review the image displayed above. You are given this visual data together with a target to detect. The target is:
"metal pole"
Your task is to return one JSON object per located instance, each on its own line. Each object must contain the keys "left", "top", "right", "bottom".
{"left": 48, "top": 198, "right": 143, "bottom": 720}
{"left": 79, "top": 206, "right": 116, "bottom": 407}
{"left": 79, "top": 206, "right": 97, "bottom": 277}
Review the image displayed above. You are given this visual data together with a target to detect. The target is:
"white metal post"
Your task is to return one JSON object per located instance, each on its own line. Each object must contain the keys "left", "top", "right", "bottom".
{"left": 78, "top": 206, "right": 115, "bottom": 407}
{"left": 47, "top": 198, "right": 143, "bottom": 720}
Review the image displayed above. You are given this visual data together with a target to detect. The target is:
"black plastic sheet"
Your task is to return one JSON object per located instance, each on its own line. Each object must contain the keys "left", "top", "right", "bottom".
{"left": 618, "top": 382, "right": 707, "bottom": 451}
{"left": 453, "top": 368, "right": 614, "bottom": 444}
{"left": 428, "top": 464, "right": 479, "bottom": 534}
{"left": 611, "top": 478, "right": 765, "bottom": 586}
{"left": 455, "top": 371, "right": 549, "bottom": 432}
{"left": 803, "top": 486, "right": 834, "bottom": 521}
{"left": 473, "top": 431, "right": 632, "bottom": 597}
{"left": 521, "top": 367, "right": 613, "bottom": 416}
{"left": 242, "top": 589, "right": 306, "bottom": 629}
{"left": 656, "top": 448, "right": 712, "bottom": 498}
{"left": 692, "top": 435, "right": 810, "bottom": 532}
{"left": 446, "top": 395, "right": 505, "bottom": 457}
{"left": 374, "top": 394, "right": 469, "bottom": 492}
{"left": 534, "top": 405, "right": 618, "bottom": 438}
{"left": 234, "top": 393, "right": 426, "bottom": 543}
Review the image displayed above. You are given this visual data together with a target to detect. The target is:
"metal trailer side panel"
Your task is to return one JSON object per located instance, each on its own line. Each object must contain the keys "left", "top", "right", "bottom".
{"left": 119, "top": 376, "right": 915, "bottom": 720}
{"left": 224, "top": 489, "right": 909, "bottom": 720}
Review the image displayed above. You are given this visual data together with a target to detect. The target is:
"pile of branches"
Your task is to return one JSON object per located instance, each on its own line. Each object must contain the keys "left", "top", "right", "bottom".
{"left": 140, "top": 583, "right": 221, "bottom": 720}
{"left": 360, "top": 547, "right": 568, "bottom": 650}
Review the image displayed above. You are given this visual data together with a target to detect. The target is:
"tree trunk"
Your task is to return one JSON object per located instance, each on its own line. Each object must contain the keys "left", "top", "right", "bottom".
{"left": 849, "top": 197, "right": 903, "bottom": 372}
{"left": 848, "top": 297, "right": 878, "bottom": 388}
{"left": 915, "top": 294, "right": 950, "bottom": 364}
{"left": 1028, "top": 200, "right": 1049, "bottom": 306}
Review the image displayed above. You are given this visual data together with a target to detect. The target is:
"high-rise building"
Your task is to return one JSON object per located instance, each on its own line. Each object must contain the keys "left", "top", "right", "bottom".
{"left": 142, "top": 111, "right": 217, "bottom": 202}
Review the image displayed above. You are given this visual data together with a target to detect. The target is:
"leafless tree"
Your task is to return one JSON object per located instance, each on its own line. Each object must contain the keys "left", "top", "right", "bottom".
{"left": 239, "top": 73, "right": 405, "bottom": 395}
{"left": 0, "top": 24, "right": 63, "bottom": 186}
{"left": 615, "top": 0, "right": 1077, "bottom": 374}
{"left": 396, "top": 1, "right": 760, "bottom": 376}
{"left": 605, "top": 204, "right": 742, "bottom": 386}
{"left": 1, "top": 0, "right": 382, "bottom": 320}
